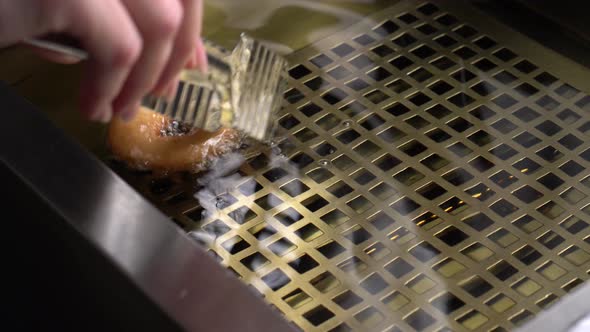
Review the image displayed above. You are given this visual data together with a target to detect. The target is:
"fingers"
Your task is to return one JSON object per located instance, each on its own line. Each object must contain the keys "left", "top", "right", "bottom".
{"left": 113, "top": 0, "right": 183, "bottom": 120}
{"left": 154, "top": 0, "right": 206, "bottom": 94}
{"left": 0, "top": 0, "right": 139, "bottom": 121}
{"left": 65, "top": 0, "right": 142, "bottom": 122}
{"left": 194, "top": 38, "right": 208, "bottom": 73}
{"left": 0, "top": 0, "right": 205, "bottom": 124}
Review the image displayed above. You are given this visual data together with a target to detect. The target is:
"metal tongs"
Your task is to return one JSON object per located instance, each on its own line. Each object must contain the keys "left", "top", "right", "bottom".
{"left": 25, "top": 34, "right": 288, "bottom": 141}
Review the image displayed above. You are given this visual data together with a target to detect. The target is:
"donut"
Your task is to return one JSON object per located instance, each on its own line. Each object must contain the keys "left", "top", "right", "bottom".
{"left": 108, "top": 106, "right": 241, "bottom": 173}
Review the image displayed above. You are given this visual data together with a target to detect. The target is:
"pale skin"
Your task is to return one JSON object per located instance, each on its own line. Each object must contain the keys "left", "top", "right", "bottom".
{"left": 0, "top": 0, "right": 208, "bottom": 123}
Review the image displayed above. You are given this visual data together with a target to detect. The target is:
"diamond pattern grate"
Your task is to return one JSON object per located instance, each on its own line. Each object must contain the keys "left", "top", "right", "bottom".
{"left": 112, "top": 1, "right": 590, "bottom": 331}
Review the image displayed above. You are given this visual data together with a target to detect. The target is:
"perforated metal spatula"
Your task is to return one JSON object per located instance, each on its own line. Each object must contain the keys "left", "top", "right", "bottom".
{"left": 25, "top": 33, "right": 288, "bottom": 141}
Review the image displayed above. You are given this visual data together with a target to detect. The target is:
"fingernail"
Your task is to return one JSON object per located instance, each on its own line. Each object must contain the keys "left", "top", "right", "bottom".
{"left": 152, "top": 85, "right": 167, "bottom": 97}
{"left": 196, "top": 39, "right": 208, "bottom": 74}
{"left": 166, "top": 79, "right": 179, "bottom": 102}
{"left": 120, "top": 103, "right": 139, "bottom": 122}
{"left": 88, "top": 106, "right": 105, "bottom": 122}
{"left": 89, "top": 111, "right": 101, "bottom": 122}
{"left": 100, "top": 108, "right": 112, "bottom": 123}
{"left": 192, "top": 53, "right": 198, "bottom": 69}
{"left": 186, "top": 55, "right": 197, "bottom": 69}
{"left": 90, "top": 111, "right": 110, "bottom": 124}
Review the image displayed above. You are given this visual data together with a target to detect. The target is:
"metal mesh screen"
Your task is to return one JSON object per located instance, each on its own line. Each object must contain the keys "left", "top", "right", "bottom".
{"left": 112, "top": 1, "right": 590, "bottom": 331}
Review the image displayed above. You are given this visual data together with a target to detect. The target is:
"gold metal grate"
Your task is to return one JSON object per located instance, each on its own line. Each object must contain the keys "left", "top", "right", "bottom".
{"left": 112, "top": 1, "right": 590, "bottom": 331}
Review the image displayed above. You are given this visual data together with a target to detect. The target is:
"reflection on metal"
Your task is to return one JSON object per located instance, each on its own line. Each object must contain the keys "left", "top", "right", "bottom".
{"left": 115, "top": 1, "right": 590, "bottom": 331}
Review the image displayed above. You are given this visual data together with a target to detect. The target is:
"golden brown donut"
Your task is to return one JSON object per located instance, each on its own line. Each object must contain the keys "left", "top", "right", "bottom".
{"left": 108, "top": 106, "right": 240, "bottom": 173}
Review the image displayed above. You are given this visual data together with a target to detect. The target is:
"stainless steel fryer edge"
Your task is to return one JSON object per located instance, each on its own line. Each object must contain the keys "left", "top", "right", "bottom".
{"left": 0, "top": 82, "right": 295, "bottom": 332}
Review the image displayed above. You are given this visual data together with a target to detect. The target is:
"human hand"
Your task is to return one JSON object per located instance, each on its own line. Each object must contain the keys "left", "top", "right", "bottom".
{"left": 0, "top": 0, "right": 207, "bottom": 122}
